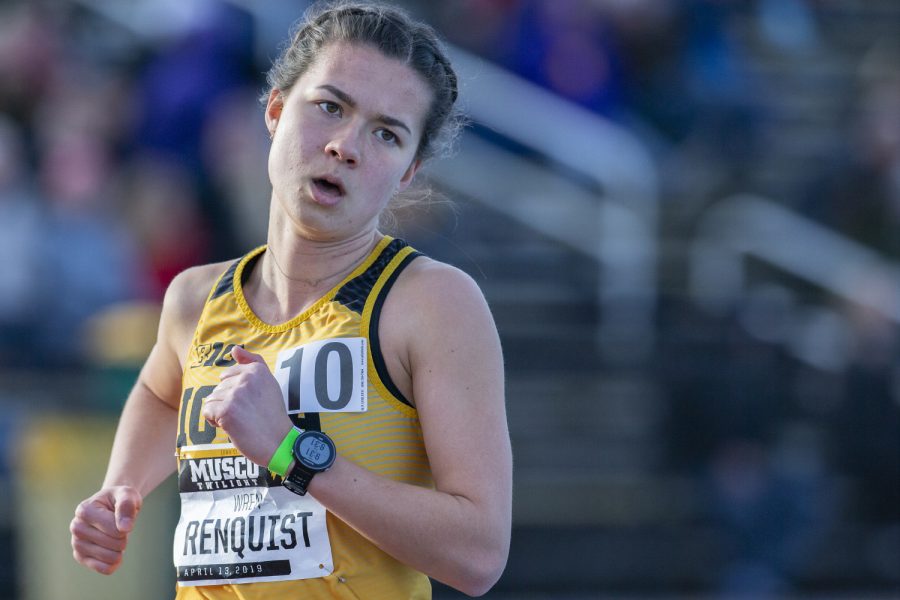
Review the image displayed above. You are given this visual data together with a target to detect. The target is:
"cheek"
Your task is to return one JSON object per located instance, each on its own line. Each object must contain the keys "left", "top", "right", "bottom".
{"left": 268, "top": 136, "right": 310, "bottom": 183}
{"left": 362, "top": 164, "right": 404, "bottom": 203}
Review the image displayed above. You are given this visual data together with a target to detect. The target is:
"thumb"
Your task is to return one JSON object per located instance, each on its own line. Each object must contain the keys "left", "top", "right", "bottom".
{"left": 113, "top": 487, "right": 142, "bottom": 534}
{"left": 231, "top": 345, "right": 265, "bottom": 365}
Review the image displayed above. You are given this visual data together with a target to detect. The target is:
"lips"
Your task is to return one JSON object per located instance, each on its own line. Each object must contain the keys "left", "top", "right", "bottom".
{"left": 313, "top": 175, "right": 345, "bottom": 196}
{"left": 309, "top": 174, "right": 346, "bottom": 207}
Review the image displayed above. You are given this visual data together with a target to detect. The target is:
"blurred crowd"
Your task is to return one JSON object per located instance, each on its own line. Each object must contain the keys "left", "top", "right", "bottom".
{"left": 0, "top": 0, "right": 272, "bottom": 367}
{"left": 2, "top": 0, "right": 898, "bottom": 362}
{"left": 0, "top": 0, "right": 898, "bottom": 595}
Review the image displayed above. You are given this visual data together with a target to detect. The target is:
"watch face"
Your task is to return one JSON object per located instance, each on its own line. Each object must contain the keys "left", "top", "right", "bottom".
{"left": 295, "top": 432, "right": 335, "bottom": 470}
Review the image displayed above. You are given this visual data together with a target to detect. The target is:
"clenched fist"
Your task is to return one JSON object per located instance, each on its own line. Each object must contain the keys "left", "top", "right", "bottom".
{"left": 71, "top": 485, "right": 142, "bottom": 575}
{"left": 201, "top": 345, "right": 293, "bottom": 466}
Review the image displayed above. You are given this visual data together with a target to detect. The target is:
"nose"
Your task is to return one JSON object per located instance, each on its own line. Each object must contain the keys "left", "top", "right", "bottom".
{"left": 324, "top": 126, "right": 360, "bottom": 166}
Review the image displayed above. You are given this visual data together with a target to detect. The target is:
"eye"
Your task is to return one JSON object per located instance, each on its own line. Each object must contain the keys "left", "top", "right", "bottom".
{"left": 317, "top": 101, "right": 342, "bottom": 117}
{"left": 375, "top": 129, "right": 398, "bottom": 144}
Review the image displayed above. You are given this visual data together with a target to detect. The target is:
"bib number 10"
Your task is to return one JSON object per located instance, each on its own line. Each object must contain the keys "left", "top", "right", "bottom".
{"left": 275, "top": 338, "right": 368, "bottom": 414}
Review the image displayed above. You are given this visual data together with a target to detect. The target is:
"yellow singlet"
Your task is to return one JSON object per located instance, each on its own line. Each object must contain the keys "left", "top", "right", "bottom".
{"left": 174, "top": 236, "right": 432, "bottom": 599}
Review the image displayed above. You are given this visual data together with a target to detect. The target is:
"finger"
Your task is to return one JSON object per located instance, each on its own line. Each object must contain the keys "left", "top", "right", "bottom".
{"left": 74, "top": 551, "right": 119, "bottom": 576}
{"left": 231, "top": 345, "right": 265, "bottom": 365}
{"left": 112, "top": 487, "right": 141, "bottom": 534}
{"left": 75, "top": 501, "right": 127, "bottom": 539}
{"left": 219, "top": 364, "right": 241, "bottom": 380}
{"left": 70, "top": 518, "right": 128, "bottom": 552}
{"left": 206, "top": 377, "right": 237, "bottom": 400}
{"left": 72, "top": 537, "right": 125, "bottom": 566}
{"left": 201, "top": 399, "right": 222, "bottom": 428}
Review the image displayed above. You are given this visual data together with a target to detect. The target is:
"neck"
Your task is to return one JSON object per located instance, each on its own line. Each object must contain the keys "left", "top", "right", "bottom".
{"left": 248, "top": 226, "right": 382, "bottom": 324}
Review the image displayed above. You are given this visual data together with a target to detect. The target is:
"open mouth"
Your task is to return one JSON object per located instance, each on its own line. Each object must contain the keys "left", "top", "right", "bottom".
{"left": 313, "top": 177, "right": 344, "bottom": 197}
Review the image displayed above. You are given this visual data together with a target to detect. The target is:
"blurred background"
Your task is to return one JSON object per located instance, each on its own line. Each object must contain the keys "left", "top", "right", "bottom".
{"left": 0, "top": 0, "right": 898, "bottom": 598}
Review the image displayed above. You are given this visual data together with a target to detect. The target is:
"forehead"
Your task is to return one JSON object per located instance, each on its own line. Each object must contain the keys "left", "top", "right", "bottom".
{"left": 297, "top": 42, "right": 432, "bottom": 130}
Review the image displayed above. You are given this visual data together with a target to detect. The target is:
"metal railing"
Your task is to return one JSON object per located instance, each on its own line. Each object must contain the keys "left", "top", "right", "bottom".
{"left": 689, "top": 193, "right": 900, "bottom": 323}
{"left": 429, "top": 46, "right": 660, "bottom": 362}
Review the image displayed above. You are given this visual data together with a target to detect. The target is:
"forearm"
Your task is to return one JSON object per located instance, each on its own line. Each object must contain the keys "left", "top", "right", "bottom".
{"left": 309, "top": 456, "right": 510, "bottom": 595}
{"left": 102, "top": 378, "right": 179, "bottom": 497}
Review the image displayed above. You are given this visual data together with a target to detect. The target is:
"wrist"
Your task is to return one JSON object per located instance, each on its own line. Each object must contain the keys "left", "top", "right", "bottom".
{"left": 282, "top": 430, "right": 336, "bottom": 496}
{"left": 268, "top": 427, "right": 301, "bottom": 477}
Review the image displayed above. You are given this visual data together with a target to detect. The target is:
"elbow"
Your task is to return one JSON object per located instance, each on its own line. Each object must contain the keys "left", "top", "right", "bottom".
{"left": 452, "top": 545, "right": 509, "bottom": 597}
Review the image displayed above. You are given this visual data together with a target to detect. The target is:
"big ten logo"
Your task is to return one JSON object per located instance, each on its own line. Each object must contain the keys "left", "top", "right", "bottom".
{"left": 191, "top": 342, "right": 241, "bottom": 369}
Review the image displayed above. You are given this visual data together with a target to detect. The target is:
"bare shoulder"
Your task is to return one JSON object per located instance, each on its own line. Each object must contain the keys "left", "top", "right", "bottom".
{"left": 137, "top": 260, "right": 235, "bottom": 408}
{"left": 383, "top": 255, "right": 500, "bottom": 362}
{"left": 162, "top": 261, "right": 233, "bottom": 329}
{"left": 158, "top": 260, "right": 234, "bottom": 360}
{"left": 392, "top": 256, "right": 489, "bottom": 314}
{"left": 375, "top": 253, "right": 501, "bottom": 413}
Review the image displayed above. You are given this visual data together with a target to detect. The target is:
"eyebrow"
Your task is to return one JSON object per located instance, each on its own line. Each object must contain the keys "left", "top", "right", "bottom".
{"left": 317, "top": 84, "right": 412, "bottom": 136}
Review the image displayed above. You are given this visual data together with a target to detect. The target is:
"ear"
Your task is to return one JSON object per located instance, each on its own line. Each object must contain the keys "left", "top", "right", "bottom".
{"left": 265, "top": 89, "right": 284, "bottom": 137}
{"left": 397, "top": 158, "right": 421, "bottom": 192}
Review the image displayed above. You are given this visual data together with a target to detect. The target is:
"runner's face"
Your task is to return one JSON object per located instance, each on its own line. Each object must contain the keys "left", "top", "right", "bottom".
{"left": 265, "top": 42, "right": 432, "bottom": 241}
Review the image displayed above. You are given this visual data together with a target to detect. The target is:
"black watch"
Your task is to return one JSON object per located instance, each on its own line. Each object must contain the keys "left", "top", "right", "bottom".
{"left": 283, "top": 430, "right": 336, "bottom": 496}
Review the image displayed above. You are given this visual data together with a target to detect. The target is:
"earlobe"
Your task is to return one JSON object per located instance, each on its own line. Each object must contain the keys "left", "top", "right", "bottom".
{"left": 265, "top": 89, "right": 284, "bottom": 137}
{"left": 397, "top": 159, "right": 421, "bottom": 191}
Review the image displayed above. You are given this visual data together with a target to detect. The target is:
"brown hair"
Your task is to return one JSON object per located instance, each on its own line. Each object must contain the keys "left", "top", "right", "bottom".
{"left": 263, "top": 0, "right": 462, "bottom": 162}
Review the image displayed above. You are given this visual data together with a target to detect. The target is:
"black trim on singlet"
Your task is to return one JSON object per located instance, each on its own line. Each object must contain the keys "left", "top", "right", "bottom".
{"left": 241, "top": 252, "right": 263, "bottom": 286}
{"left": 211, "top": 252, "right": 263, "bottom": 300}
{"left": 210, "top": 258, "right": 242, "bottom": 300}
{"left": 334, "top": 238, "right": 409, "bottom": 314}
{"left": 368, "top": 250, "right": 421, "bottom": 408}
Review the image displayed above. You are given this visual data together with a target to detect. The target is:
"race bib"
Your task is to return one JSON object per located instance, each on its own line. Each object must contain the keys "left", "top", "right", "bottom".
{"left": 274, "top": 338, "right": 368, "bottom": 414}
{"left": 174, "top": 444, "right": 333, "bottom": 586}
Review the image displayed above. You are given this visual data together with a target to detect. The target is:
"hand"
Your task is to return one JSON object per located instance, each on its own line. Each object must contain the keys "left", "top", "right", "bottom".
{"left": 202, "top": 345, "right": 293, "bottom": 466}
{"left": 70, "top": 486, "right": 142, "bottom": 575}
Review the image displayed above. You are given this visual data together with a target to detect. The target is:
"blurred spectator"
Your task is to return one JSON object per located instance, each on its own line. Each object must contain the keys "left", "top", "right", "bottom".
{"left": 705, "top": 428, "right": 833, "bottom": 597}
{"left": 129, "top": 1, "right": 256, "bottom": 260}
{"left": 438, "top": 0, "right": 624, "bottom": 117}
{"left": 201, "top": 88, "right": 271, "bottom": 250}
{"left": 133, "top": 1, "right": 254, "bottom": 169}
{"left": 608, "top": 0, "right": 760, "bottom": 144}
{"left": 801, "top": 63, "right": 900, "bottom": 259}
{"left": 0, "top": 117, "right": 47, "bottom": 365}
{"left": 433, "top": 0, "right": 520, "bottom": 61}
{"left": 832, "top": 282, "right": 900, "bottom": 523}
{"left": 505, "top": 0, "right": 623, "bottom": 116}
{"left": 36, "top": 126, "right": 143, "bottom": 366}
{"left": 123, "top": 153, "right": 212, "bottom": 300}
{"left": 661, "top": 304, "right": 790, "bottom": 469}
{"left": 0, "top": 4, "right": 64, "bottom": 128}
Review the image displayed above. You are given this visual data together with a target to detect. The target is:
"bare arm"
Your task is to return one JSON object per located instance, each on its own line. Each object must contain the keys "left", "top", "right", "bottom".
{"left": 101, "top": 347, "right": 181, "bottom": 495}
{"left": 310, "top": 263, "right": 511, "bottom": 595}
{"left": 70, "top": 264, "right": 222, "bottom": 575}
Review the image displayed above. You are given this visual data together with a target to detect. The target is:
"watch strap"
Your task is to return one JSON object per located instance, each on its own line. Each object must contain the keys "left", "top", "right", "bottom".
{"left": 267, "top": 427, "right": 301, "bottom": 477}
{"left": 284, "top": 464, "right": 315, "bottom": 496}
